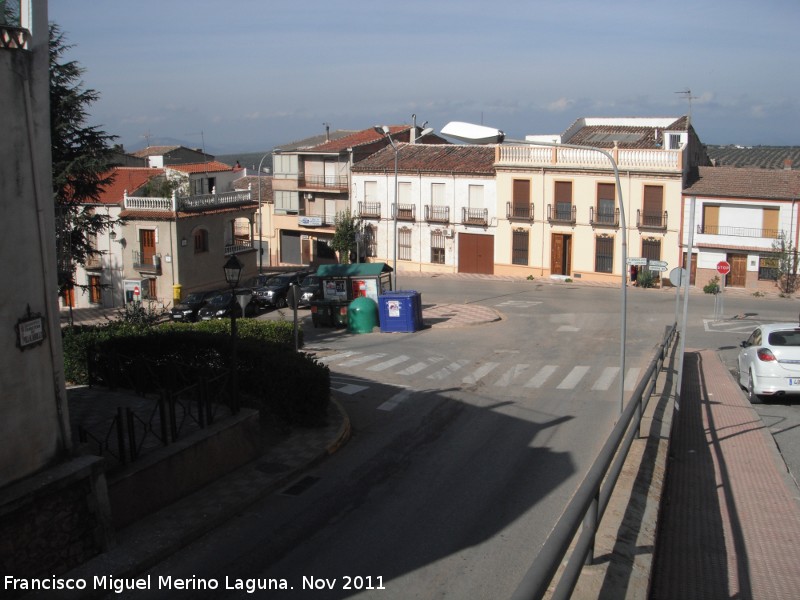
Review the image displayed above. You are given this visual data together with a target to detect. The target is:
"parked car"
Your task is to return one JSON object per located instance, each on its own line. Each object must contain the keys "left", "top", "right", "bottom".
{"left": 737, "top": 323, "right": 800, "bottom": 403}
{"left": 170, "top": 289, "right": 223, "bottom": 322}
{"left": 298, "top": 274, "right": 322, "bottom": 307}
{"left": 197, "top": 289, "right": 258, "bottom": 320}
{"left": 252, "top": 271, "right": 310, "bottom": 308}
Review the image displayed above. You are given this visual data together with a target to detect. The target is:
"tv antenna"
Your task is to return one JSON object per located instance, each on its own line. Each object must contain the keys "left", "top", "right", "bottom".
{"left": 675, "top": 89, "right": 698, "bottom": 128}
{"left": 141, "top": 130, "right": 152, "bottom": 148}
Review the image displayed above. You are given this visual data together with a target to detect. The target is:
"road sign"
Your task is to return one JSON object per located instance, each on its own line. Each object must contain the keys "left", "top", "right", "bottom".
{"left": 669, "top": 267, "right": 688, "bottom": 287}
{"left": 626, "top": 257, "right": 647, "bottom": 266}
{"left": 717, "top": 261, "right": 731, "bottom": 276}
{"left": 649, "top": 260, "right": 668, "bottom": 268}
{"left": 648, "top": 265, "right": 668, "bottom": 272}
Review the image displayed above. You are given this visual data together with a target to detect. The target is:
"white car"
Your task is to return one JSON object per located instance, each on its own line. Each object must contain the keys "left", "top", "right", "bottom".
{"left": 738, "top": 323, "right": 800, "bottom": 403}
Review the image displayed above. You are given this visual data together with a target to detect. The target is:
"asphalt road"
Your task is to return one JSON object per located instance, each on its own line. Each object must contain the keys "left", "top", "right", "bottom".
{"left": 114, "top": 277, "right": 800, "bottom": 599}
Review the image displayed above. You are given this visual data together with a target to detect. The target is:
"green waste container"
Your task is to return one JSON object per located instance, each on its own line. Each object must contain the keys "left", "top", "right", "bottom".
{"left": 347, "top": 297, "right": 379, "bottom": 334}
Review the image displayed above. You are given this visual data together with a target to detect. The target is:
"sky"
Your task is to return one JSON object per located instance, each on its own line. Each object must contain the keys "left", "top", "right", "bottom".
{"left": 49, "top": 0, "right": 800, "bottom": 155}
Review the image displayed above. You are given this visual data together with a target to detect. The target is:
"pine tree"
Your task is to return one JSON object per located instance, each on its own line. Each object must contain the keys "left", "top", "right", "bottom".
{"left": 50, "top": 23, "right": 117, "bottom": 294}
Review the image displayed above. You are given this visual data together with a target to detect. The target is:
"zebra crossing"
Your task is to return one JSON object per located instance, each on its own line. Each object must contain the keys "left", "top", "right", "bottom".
{"left": 321, "top": 350, "right": 641, "bottom": 396}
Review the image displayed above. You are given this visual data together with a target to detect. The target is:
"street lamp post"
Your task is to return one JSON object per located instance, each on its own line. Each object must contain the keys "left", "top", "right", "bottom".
{"left": 256, "top": 152, "right": 270, "bottom": 273}
{"left": 223, "top": 254, "right": 243, "bottom": 412}
{"left": 441, "top": 121, "right": 628, "bottom": 414}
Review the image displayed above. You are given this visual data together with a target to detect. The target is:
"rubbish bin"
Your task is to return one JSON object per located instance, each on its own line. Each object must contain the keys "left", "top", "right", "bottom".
{"left": 310, "top": 299, "right": 333, "bottom": 327}
{"left": 331, "top": 301, "right": 349, "bottom": 328}
{"left": 378, "top": 291, "right": 423, "bottom": 333}
{"left": 347, "top": 297, "right": 379, "bottom": 334}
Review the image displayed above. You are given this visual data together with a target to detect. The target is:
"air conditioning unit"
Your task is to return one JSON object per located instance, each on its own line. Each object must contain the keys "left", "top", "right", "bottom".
{"left": 442, "top": 228, "right": 454, "bottom": 238}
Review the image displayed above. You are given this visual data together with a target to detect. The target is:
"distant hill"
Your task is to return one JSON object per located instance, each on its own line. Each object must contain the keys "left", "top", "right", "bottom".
{"left": 706, "top": 145, "right": 800, "bottom": 170}
{"left": 217, "top": 151, "right": 273, "bottom": 173}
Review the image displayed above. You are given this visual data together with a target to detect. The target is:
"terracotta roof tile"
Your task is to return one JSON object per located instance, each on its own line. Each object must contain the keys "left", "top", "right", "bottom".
{"left": 167, "top": 161, "right": 234, "bottom": 174}
{"left": 95, "top": 167, "right": 165, "bottom": 205}
{"left": 352, "top": 144, "right": 496, "bottom": 175}
{"left": 130, "top": 145, "right": 181, "bottom": 158}
{"left": 308, "top": 126, "right": 413, "bottom": 153}
{"left": 683, "top": 166, "right": 800, "bottom": 200}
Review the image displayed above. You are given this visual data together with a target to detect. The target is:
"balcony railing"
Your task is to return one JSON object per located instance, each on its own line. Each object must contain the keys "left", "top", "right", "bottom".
{"left": 589, "top": 207, "right": 620, "bottom": 227}
{"left": 224, "top": 240, "right": 254, "bottom": 255}
{"left": 506, "top": 202, "right": 534, "bottom": 221}
{"left": 84, "top": 255, "right": 103, "bottom": 270}
{"left": 425, "top": 205, "right": 450, "bottom": 224}
{"left": 497, "top": 144, "right": 683, "bottom": 172}
{"left": 697, "top": 224, "right": 780, "bottom": 239}
{"left": 462, "top": 207, "right": 489, "bottom": 226}
{"left": 547, "top": 204, "right": 577, "bottom": 225}
{"left": 394, "top": 203, "right": 416, "bottom": 221}
{"left": 637, "top": 210, "right": 668, "bottom": 230}
{"left": 132, "top": 251, "right": 161, "bottom": 274}
{"left": 297, "top": 175, "right": 348, "bottom": 192}
{"left": 358, "top": 201, "right": 381, "bottom": 219}
{"left": 124, "top": 188, "right": 253, "bottom": 213}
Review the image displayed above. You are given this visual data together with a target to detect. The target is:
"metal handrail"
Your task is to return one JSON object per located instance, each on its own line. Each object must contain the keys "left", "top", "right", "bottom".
{"left": 512, "top": 322, "right": 677, "bottom": 600}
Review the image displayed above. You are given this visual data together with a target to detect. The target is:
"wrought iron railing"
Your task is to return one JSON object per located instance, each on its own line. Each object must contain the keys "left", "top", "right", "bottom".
{"left": 424, "top": 205, "right": 450, "bottom": 223}
{"left": 506, "top": 202, "right": 534, "bottom": 221}
{"left": 589, "top": 207, "right": 620, "bottom": 227}
{"left": 358, "top": 201, "right": 381, "bottom": 218}
{"left": 697, "top": 224, "right": 781, "bottom": 239}
{"left": 462, "top": 207, "right": 488, "bottom": 226}
{"left": 132, "top": 251, "right": 161, "bottom": 273}
{"left": 547, "top": 204, "right": 577, "bottom": 224}
{"left": 394, "top": 203, "right": 416, "bottom": 221}
{"left": 637, "top": 210, "right": 668, "bottom": 230}
{"left": 298, "top": 174, "right": 348, "bottom": 191}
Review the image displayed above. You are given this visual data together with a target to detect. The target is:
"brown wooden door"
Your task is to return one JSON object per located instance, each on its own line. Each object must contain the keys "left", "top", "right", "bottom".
{"left": 140, "top": 229, "right": 156, "bottom": 265}
{"left": 728, "top": 254, "right": 747, "bottom": 287}
{"left": 551, "top": 233, "right": 572, "bottom": 276}
{"left": 682, "top": 252, "right": 697, "bottom": 285}
{"left": 457, "top": 233, "right": 494, "bottom": 274}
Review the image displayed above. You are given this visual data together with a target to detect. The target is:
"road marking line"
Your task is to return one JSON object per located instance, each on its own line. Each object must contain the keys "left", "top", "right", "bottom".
{"left": 463, "top": 362, "right": 500, "bottom": 384}
{"left": 367, "top": 355, "right": 411, "bottom": 372}
{"left": 339, "top": 353, "right": 387, "bottom": 367}
{"left": 524, "top": 365, "right": 558, "bottom": 388}
{"left": 495, "top": 364, "right": 529, "bottom": 387}
{"left": 319, "top": 351, "right": 359, "bottom": 364}
{"left": 592, "top": 367, "right": 620, "bottom": 391}
{"left": 377, "top": 388, "right": 413, "bottom": 411}
{"left": 428, "top": 360, "right": 469, "bottom": 381}
{"left": 332, "top": 383, "right": 369, "bottom": 395}
{"left": 397, "top": 356, "right": 444, "bottom": 375}
{"left": 624, "top": 367, "right": 641, "bottom": 391}
{"left": 557, "top": 366, "right": 591, "bottom": 389}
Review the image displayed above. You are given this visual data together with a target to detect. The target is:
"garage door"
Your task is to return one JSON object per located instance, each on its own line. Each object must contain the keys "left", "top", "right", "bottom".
{"left": 458, "top": 233, "right": 494, "bottom": 274}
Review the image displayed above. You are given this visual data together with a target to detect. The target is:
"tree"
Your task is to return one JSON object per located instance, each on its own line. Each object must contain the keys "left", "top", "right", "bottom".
{"left": 771, "top": 231, "right": 799, "bottom": 296}
{"left": 50, "top": 24, "right": 117, "bottom": 295}
{"left": 330, "top": 211, "right": 361, "bottom": 264}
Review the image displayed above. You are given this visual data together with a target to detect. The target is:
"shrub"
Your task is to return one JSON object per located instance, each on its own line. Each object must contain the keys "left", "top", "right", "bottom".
{"left": 703, "top": 276, "right": 721, "bottom": 294}
{"left": 637, "top": 269, "right": 657, "bottom": 288}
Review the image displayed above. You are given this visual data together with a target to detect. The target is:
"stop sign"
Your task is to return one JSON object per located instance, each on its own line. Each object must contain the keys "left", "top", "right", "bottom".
{"left": 717, "top": 261, "right": 731, "bottom": 275}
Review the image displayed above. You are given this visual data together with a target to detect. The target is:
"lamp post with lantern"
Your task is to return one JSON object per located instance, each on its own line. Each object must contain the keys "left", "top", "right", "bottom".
{"left": 223, "top": 254, "right": 243, "bottom": 411}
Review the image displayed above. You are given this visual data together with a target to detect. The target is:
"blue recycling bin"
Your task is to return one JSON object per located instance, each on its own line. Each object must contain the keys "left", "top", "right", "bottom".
{"left": 378, "top": 291, "right": 423, "bottom": 332}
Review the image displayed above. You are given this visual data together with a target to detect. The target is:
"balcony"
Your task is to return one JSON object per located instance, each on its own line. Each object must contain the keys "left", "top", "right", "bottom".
{"left": 637, "top": 210, "right": 668, "bottom": 230}
{"left": 547, "top": 204, "right": 577, "bottom": 225}
{"left": 462, "top": 207, "right": 489, "bottom": 227}
{"left": 425, "top": 205, "right": 450, "bottom": 224}
{"left": 358, "top": 201, "right": 381, "bottom": 219}
{"left": 132, "top": 251, "right": 161, "bottom": 274}
{"left": 84, "top": 255, "right": 103, "bottom": 271}
{"left": 496, "top": 144, "right": 683, "bottom": 173}
{"left": 124, "top": 189, "right": 253, "bottom": 213}
{"left": 394, "top": 203, "right": 416, "bottom": 222}
{"left": 506, "top": 202, "right": 534, "bottom": 221}
{"left": 224, "top": 240, "right": 254, "bottom": 255}
{"left": 697, "top": 224, "right": 780, "bottom": 239}
{"left": 297, "top": 175, "right": 348, "bottom": 193}
{"left": 589, "top": 207, "right": 620, "bottom": 227}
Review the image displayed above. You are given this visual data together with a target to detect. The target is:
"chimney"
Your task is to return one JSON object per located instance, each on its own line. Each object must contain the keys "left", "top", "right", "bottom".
{"left": 784, "top": 158, "right": 793, "bottom": 171}
{"left": 324, "top": 123, "right": 330, "bottom": 143}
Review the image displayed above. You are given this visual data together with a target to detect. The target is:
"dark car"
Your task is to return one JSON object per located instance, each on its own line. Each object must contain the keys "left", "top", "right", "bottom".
{"left": 297, "top": 274, "right": 322, "bottom": 307}
{"left": 197, "top": 289, "right": 258, "bottom": 320}
{"left": 253, "top": 271, "right": 310, "bottom": 308}
{"left": 170, "top": 289, "right": 222, "bottom": 322}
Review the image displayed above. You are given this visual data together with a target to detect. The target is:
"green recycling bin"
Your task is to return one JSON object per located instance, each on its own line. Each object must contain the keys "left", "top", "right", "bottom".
{"left": 348, "top": 297, "right": 379, "bottom": 334}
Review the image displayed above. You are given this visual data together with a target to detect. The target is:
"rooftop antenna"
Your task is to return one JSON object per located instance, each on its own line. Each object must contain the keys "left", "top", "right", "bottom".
{"left": 141, "top": 131, "right": 152, "bottom": 148}
{"left": 323, "top": 122, "right": 330, "bottom": 142}
{"left": 675, "top": 89, "right": 698, "bottom": 129}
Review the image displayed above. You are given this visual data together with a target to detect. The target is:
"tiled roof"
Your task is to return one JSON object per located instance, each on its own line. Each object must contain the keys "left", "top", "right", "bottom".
{"left": 275, "top": 130, "right": 359, "bottom": 152}
{"left": 167, "top": 161, "right": 234, "bottom": 174}
{"left": 130, "top": 145, "right": 181, "bottom": 157}
{"left": 120, "top": 205, "right": 256, "bottom": 220}
{"left": 235, "top": 175, "right": 273, "bottom": 203}
{"left": 564, "top": 117, "right": 688, "bottom": 150}
{"left": 352, "top": 144, "right": 496, "bottom": 175}
{"left": 683, "top": 166, "right": 800, "bottom": 200}
{"left": 706, "top": 145, "right": 800, "bottom": 170}
{"left": 308, "top": 126, "right": 413, "bottom": 153}
{"left": 95, "top": 167, "right": 165, "bottom": 205}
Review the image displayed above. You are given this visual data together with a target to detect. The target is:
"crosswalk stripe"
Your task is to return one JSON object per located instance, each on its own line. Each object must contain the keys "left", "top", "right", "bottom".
{"left": 367, "top": 355, "right": 411, "bottom": 372}
{"left": 319, "top": 351, "right": 358, "bottom": 364}
{"left": 496, "top": 364, "right": 529, "bottom": 387}
{"left": 332, "top": 383, "right": 369, "bottom": 395}
{"left": 339, "top": 353, "right": 386, "bottom": 367}
{"left": 592, "top": 367, "right": 620, "bottom": 391}
{"left": 557, "top": 366, "right": 591, "bottom": 389}
{"left": 397, "top": 356, "right": 444, "bottom": 376}
{"left": 524, "top": 365, "right": 558, "bottom": 388}
{"left": 428, "top": 360, "right": 469, "bottom": 381}
{"left": 463, "top": 362, "right": 500, "bottom": 384}
{"left": 377, "top": 388, "right": 412, "bottom": 411}
{"left": 624, "top": 367, "right": 641, "bottom": 391}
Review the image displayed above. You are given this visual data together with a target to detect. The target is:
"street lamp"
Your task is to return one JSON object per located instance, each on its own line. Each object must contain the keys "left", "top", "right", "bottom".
{"left": 223, "top": 254, "right": 243, "bottom": 412}
{"left": 441, "top": 121, "right": 628, "bottom": 414}
{"left": 373, "top": 124, "right": 435, "bottom": 290}
{"left": 256, "top": 152, "right": 270, "bottom": 273}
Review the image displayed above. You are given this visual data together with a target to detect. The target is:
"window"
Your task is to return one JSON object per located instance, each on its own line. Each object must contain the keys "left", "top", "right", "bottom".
{"left": 596, "top": 183, "right": 616, "bottom": 224}
{"left": 643, "top": 185, "right": 664, "bottom": 226}
{"left": 512, "top": 229, "right": 529, "bottom": 265}
{"left": 595, "top": 235, "right": 614, "bottom": 273}
{"left": 512, "top": 179, "right": 531, "bottom": 219}
{"left": 397, "top": 182, "right": 413, "bottom": 219}
{"left": 364, "top": 224, "right": 377, "bottom": 257}
{"left": 191, "top": 176, "right": 215, "bottom": 196}
{"left": 431, "top": 183, "right": 445, "bottom": 206}
{"left": 641, "top": 237, "right": 662, "bottom": 263}
{"left": 555, "top": 181, "right": 572, "bottom": 220}
{"left": 431, "top": 230, "right": 445, "bottom": 264}
{"left": 89, "top": 275, "right": 102, "bottom": 304}
{"left": 468, "top": 185, "right": 484, "bottom": 209}
{"left": 274, "top": 190, "right": 299, "bottom": 214}
{"left": 273, "top": 154, "right": 298, "bottom": 178}
{"left": 193, "top": 228, "right": 208, "bottom": 253}
{"left": 758, "top": 256, "right": 779, "bottom": 281}
{"left": 364, "top": 181, "right": 378, "bottom": 203}
{"left": 668, "top": 133, "right": 682, "bottom": 149}
{"left": 398, "top": 227, "right": 412, "bottom": 261}
{"left": 146, "top": 278, "right": 157, "bottom": 299}
{"left": 702, "top": 204, "right": 720, "bottom": 234}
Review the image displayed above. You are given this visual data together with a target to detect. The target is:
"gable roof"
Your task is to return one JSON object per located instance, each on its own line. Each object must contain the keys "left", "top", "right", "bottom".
{"left": 561, "top": 116, "right": 689, "bottom": 150}
{"left": 308, "top": 126, "right": 413, "bottom": 154}
{"left": 683, "top": 166, "right": 800, "bottom": 201}
{"left": 706, "top": 146, "right": 800, "bottom": 170}
{"left": 94, "top": 167, "right": 165, "bottom": 205}
{"left": 275, "top": 130, "right": 359, "bottom": 152}
{"left": 130, "top": 145, "right": 181, "bottom": 157}
{"left": 352, "top": 143, "right": 496, "bottom": 176}
{"left": 167, "top": 161, "right": 235, "bottom": 174}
